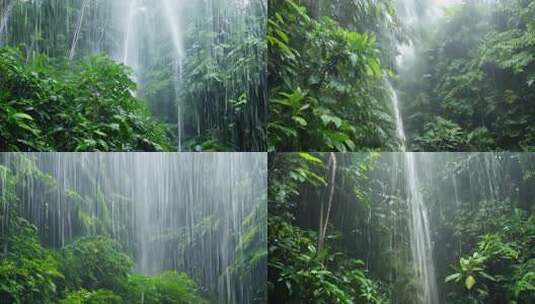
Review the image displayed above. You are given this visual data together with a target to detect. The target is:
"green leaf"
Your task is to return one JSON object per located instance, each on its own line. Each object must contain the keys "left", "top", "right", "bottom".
{"left": 465, "top": 275, "right": 476, "bottom": 290}
{"left": 445, "top": 273, "right": 461, "bottom": 283}
{"left": 13, "top": 112, "right": 34, "bottom": 121}
{"left": 345, "top": 139, "right": 356, "bottom": 151}
{"left": 479, "top": 271, "right": 496, "bottom": 282}
{"left": 298, "top": 153, "right": 322, "bottom": 164}
{"left": 367, "top": 58, "right": 381, "bottom": 76}
{"left": 17, "top": 122, "right": 40, "bottom": 135}
{"left": 94, "top": 130, "right": 107, "bottom": 137}
{"left": 292, "top": 116, "right": 307, "bottom": 127}
{"left": 321, "top": 115, "right": 342, "bottom": 128}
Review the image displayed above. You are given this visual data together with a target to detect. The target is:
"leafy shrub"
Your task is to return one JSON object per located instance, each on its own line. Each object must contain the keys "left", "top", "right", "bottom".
{"left": 0, "top": 47, "right": 170, "bottom": 151}
{"left": 0, "top": 166, "right": 63, "bottom": 303}
{"left": 120, "top": 272, "right": 207, "bottom": 304}
{"left": 60, "top": 289, "right": 122, "bottom": 304}
{"left": 268, "top": 153, "right": 387, "bottom": 303}
{"left": 269, "top": 217, "right": 386, "bottom": 304}
{"left": 414, "top": 117, "right": 499, "bottom": 151}
{"left": 268, "top": 0, "right": 395, "bottom": 151}
{"left": 0, "top": 216, "right": 63, "bottom": 303}
{"left": 57, "top": 236, "right": 133, "bottom": 292}
{"left": 445, "top": 202, "right": 535, "bottom": 303}
{"left": 414, "top": 117, "right": 467, "bottom": 151}
{"left": 187, "top": 135, "right": 236, "bottom": 152}
{"left": 403, "top": 0, "right": 535, "bottom": 151}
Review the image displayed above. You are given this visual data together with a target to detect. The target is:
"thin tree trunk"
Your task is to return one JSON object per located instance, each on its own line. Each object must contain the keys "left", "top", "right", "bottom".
{"left": 318, "top": 156, "right": 329, "bottom": 250}
{"left": 318, "top": 152, "right": 336, "bottom": 251}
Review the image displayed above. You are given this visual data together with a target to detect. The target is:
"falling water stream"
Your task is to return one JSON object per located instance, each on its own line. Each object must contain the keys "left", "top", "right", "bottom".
{"left": 387, "top": 1, "right": 449, "bottom": 302}
{"left": 1, "top": 0, "right": 266, "bottom": 151}
{"left": 403, "top": 153, "right": 439, "bottom": 303}
{"left": 388, "top": 77, "right": 441, "bottom": 302}
{"left": 0, "top": 1, "right": 15, "bottom": 45}
{"left": 389, "top": 1, "right": 476, "bottom": 302}
{"left": 0, "top": 153, "right": 267, "bottom": 304}
{"left": 389, "top": 87, "right": 440, "bottom": 302}
{"left": 68, "top": 0, "right": 90, "bottom": 60}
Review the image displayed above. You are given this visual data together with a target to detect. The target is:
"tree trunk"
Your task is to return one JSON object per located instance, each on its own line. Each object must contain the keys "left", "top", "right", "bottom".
{"left": 318, "top": 152, "right": 336, "bottom": 251}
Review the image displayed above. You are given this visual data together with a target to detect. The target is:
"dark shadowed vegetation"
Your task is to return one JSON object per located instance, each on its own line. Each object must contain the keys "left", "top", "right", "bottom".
{"left": 400, "top": 0, "right": 535, "bottom": 151}
{"left": 268, "top": 152, "right": 535, "bottom": 303}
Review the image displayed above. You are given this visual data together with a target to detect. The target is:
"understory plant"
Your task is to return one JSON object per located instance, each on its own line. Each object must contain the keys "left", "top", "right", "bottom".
{"left": 0, "top": 165, "right": 207, "bottom": 304}
{"left": 268, "top": 153, "right": 388, "bottom": 303}
{"left": 268, "top": 0, "right": 396, "bottom": 151}
{"left": 0, "top": 47, "right": 171, "bottom": 151}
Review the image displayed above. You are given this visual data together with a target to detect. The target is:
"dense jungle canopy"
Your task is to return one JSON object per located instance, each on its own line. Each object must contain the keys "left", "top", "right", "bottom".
{"left": 0, "top": 0, "right": 267, "bottom": 152}
{"left": 268, "top": 0, "right": 535, "bottom": 151}
{"left": 0, "top": 153, "right": 267, "bottom": 303}
{"left": 268, "top": 152, "right": 535, "bottom": 303}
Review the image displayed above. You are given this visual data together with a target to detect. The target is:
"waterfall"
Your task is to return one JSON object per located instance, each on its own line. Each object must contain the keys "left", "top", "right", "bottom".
{"left": 122, "top": 0, "right": 141, "bottom": 70}
{"left": 404, "top": 153, "right": 440, "bottom": 303}
{"left": 387, "top": 5, "right": 503, "bottom": 299}
{"left": 68, "top": 0, "right": 90, "bottom": 60}
{"left": 387, "top": 82, "right": 407, "bottom": 151}
{"left": 0, "top": 0, "right": 266, "bottom": 151}
{"left": 161, "top": 0, "right": 184, "bottom": 58}
{"left": 389, "top": 80, "right": 440, "bottom": 301}
{"left": 388, "top": 125, "right": 440, "bottom": 302}
{"left": 0, "top": 0, "right": 15, "bottom": 46}
{"left": 161, "top": 0, "right": 185, "bottom": 151}
{"left": 388, "top": 2, "right": 440, "bottom": 301}
{"left": 174, "top": 58, "right": 184, "bottom": 152}
{"left": 0, "top": 153, "right": 267, "bottom": 304}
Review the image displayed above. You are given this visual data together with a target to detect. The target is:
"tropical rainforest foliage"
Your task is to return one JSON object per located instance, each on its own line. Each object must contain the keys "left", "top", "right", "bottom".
{"left": 269, "top": 153, "right": 389, "bottom": 303}
{"left": 400, "top": 0, "right": 535, "bottom": 151}
{"left": 268, "top": 152, "right": 535, "bottom": 303}
{"left": 0, "top": 153, "right": 266, "bottom": 303}
{"left": 268, "top": 0, "right": 535, "bottom": 151}
{"left": 0, "top": 160, "right": 205, "bottom": 303}
{"left": 0, "top": 47, "right": 169, "bottom": 151}
{"left": 267, "top": 0, "right": 398, "bottom": 151}
{"left": 0, "top": 0, "right": 266, "bottom": 151}
{"left": 180, "top": 0, "right": 267, "bottom": 151}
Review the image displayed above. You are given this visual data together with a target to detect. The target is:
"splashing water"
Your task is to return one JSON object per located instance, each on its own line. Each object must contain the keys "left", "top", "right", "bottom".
{"left": 0, "top": 153, "right": 267, "bottom": 304}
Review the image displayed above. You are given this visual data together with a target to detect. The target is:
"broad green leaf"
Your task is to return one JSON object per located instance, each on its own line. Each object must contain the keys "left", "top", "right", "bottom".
{"left": 298, "top": 153, "right": 322, "bottom": 164}
{"left": 321, "top": 115, "right": 342, "bottom": 128}
{"left": 465, "top": 275, "right": 476, "bottom": 290}
{"left": 367, "top": 58, "right": 380, "bottom": 76}
{"left": 13, "top": 112, "right": 34, "bottom": 121}
{"left": 445, "top": 273, "right": 461, "bottom": 282}
{"left": 292, "top": 116, "right": 307, "bottom": 127}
